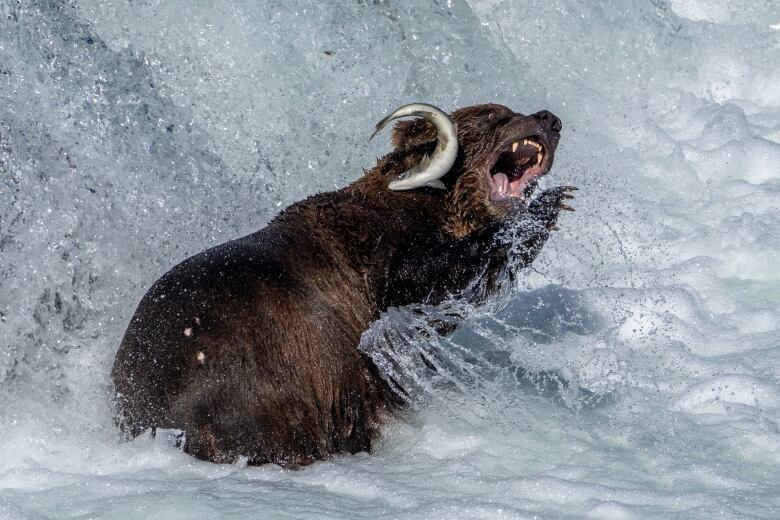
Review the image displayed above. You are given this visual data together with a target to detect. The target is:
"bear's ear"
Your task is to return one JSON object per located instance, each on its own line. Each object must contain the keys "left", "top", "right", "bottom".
{"left": 391, "top": 118, "right": 438, "bottom": 150}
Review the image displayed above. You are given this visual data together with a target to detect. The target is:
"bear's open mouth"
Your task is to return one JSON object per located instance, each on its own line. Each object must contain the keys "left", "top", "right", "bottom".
{"left": 487, "top": 136, "right": 549, "bottom": 202}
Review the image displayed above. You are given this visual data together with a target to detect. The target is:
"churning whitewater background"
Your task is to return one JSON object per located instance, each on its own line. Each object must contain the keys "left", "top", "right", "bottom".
{"left": 1, "top": 0, "right": 779, "bottom": 518}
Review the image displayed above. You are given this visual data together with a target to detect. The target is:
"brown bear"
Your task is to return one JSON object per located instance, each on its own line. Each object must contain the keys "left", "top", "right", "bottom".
{"left": 111, "top": 102, "right": 573, "bottom": 466}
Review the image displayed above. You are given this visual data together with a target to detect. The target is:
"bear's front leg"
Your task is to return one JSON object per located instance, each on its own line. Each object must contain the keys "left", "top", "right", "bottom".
{"left": 383, "top": 186, "right": 576, "bottom": 308}
{"left": 512, "top": 185, "right": 577, "bottom": 265}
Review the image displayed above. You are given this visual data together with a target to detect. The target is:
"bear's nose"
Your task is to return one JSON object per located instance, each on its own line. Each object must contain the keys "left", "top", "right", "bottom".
{"left": 532, "top": 110, "right": 562, "bottom": 133}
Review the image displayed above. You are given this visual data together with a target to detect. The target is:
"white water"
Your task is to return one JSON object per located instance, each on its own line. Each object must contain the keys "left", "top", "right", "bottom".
{"left": 1, "top": 1, "right": 779, "bottom": 518}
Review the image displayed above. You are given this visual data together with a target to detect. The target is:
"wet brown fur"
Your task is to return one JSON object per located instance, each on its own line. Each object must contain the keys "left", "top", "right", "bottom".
{"left": 112, "top": 103, "right": 566, "bottom": 466}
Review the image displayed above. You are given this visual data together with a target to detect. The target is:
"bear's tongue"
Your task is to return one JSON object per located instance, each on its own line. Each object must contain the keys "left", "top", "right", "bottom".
{"left": 489, "top": 172, "right": 511, "bottom": 201}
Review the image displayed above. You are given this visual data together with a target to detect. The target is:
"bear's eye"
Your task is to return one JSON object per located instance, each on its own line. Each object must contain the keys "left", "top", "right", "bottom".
{"left": 480, "top": 110, "right": 500, "bottom": 129}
